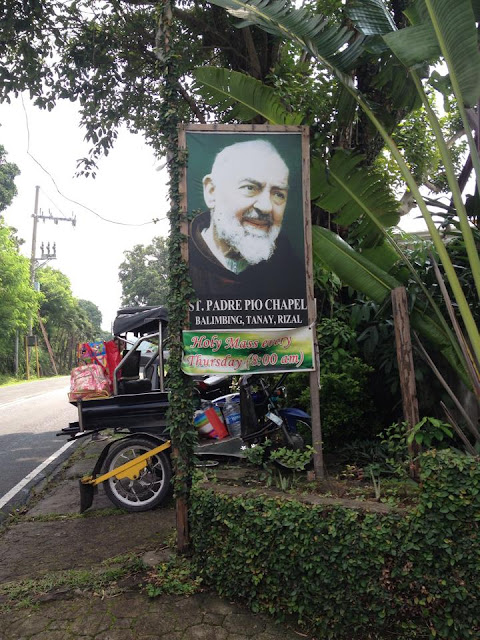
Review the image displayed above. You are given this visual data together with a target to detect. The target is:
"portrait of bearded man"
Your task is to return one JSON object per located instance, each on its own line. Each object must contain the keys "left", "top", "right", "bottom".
{"left": 188, "top": 138, "right": 306, "bottom": 302}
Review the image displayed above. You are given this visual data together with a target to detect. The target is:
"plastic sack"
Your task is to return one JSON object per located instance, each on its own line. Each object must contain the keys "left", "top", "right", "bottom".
{"left": 104, "top": 340, "right": 122, "bottom": 384}
{"left": 68, "top": 364, "right": 112, "bottom": 401}
{"left": 193, "top": 406, "right": 229, "bottom": 439}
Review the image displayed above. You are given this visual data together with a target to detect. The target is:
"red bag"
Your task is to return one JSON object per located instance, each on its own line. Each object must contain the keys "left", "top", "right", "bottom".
{"left": 104, "top": 340, "right": 122, "bottom": 384}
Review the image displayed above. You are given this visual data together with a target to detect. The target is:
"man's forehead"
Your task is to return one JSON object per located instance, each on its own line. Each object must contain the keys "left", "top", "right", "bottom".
{"left": 214, "top": 144, "right": 289, "bottom": 184}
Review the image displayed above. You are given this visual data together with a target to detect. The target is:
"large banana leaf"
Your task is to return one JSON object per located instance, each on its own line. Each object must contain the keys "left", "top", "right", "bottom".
{"left": 312, "top": 226, "right": 400, "bottom": 303}
{"left": 383, "top": 0, "right": 480, "bottom": 108}
{"left": 313, "top": 227, "right": 468, "bottom": 382}
{"left": 361, "top": 243, "right": 400, "bottom": 273}
{"left": 193, "top": 67, "right": 303, "bottom": 124}
{"left": 311, "top": 151, "right": 400, "bottom": 247}
{"left": 351, "top": 0, "right": 480, "bottom": 108}
{"left": 347, "top": 0, "right": 396, "bottom": 35}
{"left": 207, "top": 0, "right": 364, "bottom": 73}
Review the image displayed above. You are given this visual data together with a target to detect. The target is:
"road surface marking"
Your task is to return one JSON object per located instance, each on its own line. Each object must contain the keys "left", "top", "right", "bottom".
{"left": 0, "top": 440, "right": 76, "bottom": 510}
{"left": 0, "top": 387, "right": 69, "bottom": 410}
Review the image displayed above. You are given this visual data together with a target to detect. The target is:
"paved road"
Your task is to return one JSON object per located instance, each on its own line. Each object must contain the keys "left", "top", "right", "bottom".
{"left": 0, "top": 377, "right": 77, "bottom": 510}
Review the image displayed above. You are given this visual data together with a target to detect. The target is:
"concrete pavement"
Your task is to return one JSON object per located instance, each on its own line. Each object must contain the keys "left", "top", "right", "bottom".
{"left": 0, "top": 438, "right": 309, "bottom": 640}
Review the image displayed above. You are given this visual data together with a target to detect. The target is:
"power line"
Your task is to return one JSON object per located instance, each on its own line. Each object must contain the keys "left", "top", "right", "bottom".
{"left": 20, "top": 95, "right": 167, "bottom": 227}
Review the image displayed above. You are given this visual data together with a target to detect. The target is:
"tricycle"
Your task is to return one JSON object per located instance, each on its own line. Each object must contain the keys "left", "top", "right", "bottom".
{"left": 58, "top": 306, "right": 311, "bottom": 513}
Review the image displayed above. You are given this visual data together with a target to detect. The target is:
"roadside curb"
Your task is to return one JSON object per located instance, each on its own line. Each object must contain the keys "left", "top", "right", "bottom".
{"left": 0, "top": 438, "right": 81, "bottom": 526}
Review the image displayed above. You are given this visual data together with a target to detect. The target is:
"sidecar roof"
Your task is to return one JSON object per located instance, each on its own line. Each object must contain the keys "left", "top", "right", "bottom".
{"left": 113, "top": 306, "right": 168, "bottom": 336}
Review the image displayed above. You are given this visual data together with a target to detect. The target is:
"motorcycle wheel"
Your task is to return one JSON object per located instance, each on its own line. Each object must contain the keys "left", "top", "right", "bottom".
{"left": 103, "top": 437, "right": 172, "bottom": 512}
{"left": 292, "top": 418, "right": 312, "bottom": 447}
{"left": 272, "top": 418, "right": 313, "bottom": 471}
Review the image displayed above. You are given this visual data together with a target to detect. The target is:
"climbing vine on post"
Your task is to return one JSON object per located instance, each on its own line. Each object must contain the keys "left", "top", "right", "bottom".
{"left": 155, "top": 0, "right": 196, "bottom": 553}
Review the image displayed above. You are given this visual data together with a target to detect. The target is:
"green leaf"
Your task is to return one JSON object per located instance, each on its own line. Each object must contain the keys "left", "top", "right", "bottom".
{"left": 206, "top": 0, "right": 364, "bottom": 73}
{"left": 383, "top": 24, "right": 440, "bottom": 68}
{"left": 384, "top": 0, "right": 480, "bottom": 107}
{"left": 426, "top": 0, "right": 480, "bottom": 107}
{"left": 312, "top": 227, "right": 401, "bottom": 303}
{"left": 193, "top": 67, "right": 303, "bottom": 125}
{"left": 361, "top": 244, "right": 400, "bottom": 272}
{"left": 346, "top": 0, "right": 396, "bottom": 35}
{"left": 311, "top": 151, "right": 400, "bottom": 247}
{"left": 472, "top": 0, "right": 480, "bottom": 20}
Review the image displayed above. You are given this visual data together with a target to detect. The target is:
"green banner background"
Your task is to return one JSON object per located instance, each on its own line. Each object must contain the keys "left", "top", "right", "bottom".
{"left": 182, "top": 327, "right": 314, "bottom": 375}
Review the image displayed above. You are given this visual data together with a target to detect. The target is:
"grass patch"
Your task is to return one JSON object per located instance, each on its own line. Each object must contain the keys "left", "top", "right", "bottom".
{"left": 0, "top": 552, "right": 146, "bottom": 612}
{"left": 0, "top": 374, "right": 66, "bottom": 388}
{"left": 144, "top": 556, "right": 203, "bottom": 598}
{"left": 19, "top": 507, "right": 125, "bottom": 523}
{"left": 0, "top": 550, "right": 202, "bottom": 614}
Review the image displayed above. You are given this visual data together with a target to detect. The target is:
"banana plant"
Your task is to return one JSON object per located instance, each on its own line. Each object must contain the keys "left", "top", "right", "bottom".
{"left": 193, "top": 65, "right": 470, "bottom": 382}
{"left": 311, "top": 226, "right": 468, "bottom": 384}
{"left": 203, "top": 0, "right": 480, "bottom": 379}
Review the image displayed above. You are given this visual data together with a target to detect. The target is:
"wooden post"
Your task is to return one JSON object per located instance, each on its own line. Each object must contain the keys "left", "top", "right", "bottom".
{"left": 175, "top": 492, "right": 189, "bottom": 553}
{"left": 38, "top": 314, "right": 58, "bottom": 375}
{"left": 391, "top": 287, "right": 420, "bottom": 476}
{"left": 14, "top": 330, "right": 19, "bottom": 376}
{"left": 301, "top": 127, "right": 324, "bottom": 480}
{"left": 35, "top": 342, "right": 40, "bottom": 378}
{"left": 309, "top": 334, "right": 324, "bottom": 480}
{"left": 25, "top": 336, "right": 30, "bottom": 380}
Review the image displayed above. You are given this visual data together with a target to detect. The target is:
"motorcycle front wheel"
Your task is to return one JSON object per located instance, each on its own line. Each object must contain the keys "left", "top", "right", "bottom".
{"left": 271, "top": 418, "right": 313, "bottom": 470}
{"left": 292, "top": 418, "right": 312, "bottom": 447}
{"left": 103, "top": 437, "right": 172, "bottom": 512}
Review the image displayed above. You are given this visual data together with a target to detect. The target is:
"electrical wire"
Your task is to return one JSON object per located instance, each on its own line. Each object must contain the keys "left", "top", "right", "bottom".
{"left": 40, "top": 189, "right": 73, "bottom": 219}
{"left": 20, "top": 95, "right": 167, "bottom": 227}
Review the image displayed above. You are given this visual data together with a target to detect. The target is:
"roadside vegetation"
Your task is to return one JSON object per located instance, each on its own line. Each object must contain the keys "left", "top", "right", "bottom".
{"left": 1, "top": 0, "right": 479, "bottom": 637}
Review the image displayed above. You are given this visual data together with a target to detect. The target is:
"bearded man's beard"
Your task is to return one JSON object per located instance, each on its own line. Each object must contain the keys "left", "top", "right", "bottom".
{"left": 213, "top": 208, "right": 281, "bottom": 265}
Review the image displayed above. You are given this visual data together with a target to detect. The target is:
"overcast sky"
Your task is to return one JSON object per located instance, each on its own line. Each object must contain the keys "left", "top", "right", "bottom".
{"left": 0, "top": 95, "right": 170, "bottom": 331}
{"left": 1, "top": 94, "right": 427, "bottom": 331}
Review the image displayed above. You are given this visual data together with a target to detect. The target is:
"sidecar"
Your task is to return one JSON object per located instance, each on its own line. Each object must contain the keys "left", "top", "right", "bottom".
{"left": 58, "top": 306, "right": 244, "bottom": 513}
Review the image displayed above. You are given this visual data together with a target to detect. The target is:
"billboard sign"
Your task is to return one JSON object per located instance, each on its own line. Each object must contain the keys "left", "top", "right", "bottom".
{"left": 180, "top": 125, "right": 314, "bottom": 374}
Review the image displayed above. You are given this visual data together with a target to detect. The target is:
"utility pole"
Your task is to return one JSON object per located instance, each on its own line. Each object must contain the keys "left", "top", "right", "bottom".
{"left": 29, "top": 185, "right": 40, "bottom": 333}
{"left": 27, "top": 186, "right": 76, "bottom": 378}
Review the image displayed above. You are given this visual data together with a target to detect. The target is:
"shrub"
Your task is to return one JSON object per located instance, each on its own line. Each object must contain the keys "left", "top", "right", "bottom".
{"left": 190, "top": 450, "right": 480, "bottom": 639}
{"left": 285, "top": 318, "right": 380, "bottom": 448}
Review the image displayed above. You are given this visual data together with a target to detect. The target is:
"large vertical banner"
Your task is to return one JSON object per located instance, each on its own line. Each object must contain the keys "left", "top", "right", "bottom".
{"left": 181, "top": 125, "right": 314, "bottom": 375}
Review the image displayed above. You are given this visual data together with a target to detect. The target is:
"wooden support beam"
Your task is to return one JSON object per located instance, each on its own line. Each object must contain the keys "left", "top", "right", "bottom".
{"left": 391, "top": 287, "right": 420, "bottom": 476}
{"left": 38, "top": 314, "right": 58, "bottom": 375}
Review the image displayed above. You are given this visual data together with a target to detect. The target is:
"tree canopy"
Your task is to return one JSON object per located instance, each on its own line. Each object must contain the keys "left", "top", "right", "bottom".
{"left": 78, "top": 298, "right": 103, "bottom": 336}
{"left": 36, "top": 266, "right": 104, "bottom": 373}
{"left": 119, "top": 236, "right": 169, "bottom": 307}
{"left": 0, "top": 216, "right": 38, "bottom": 374}
{"left": 0, "top": 0, "right": 433, "bottom": 175}
{"left": 0, "top": 144, "right": 19, "bottom": 212}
